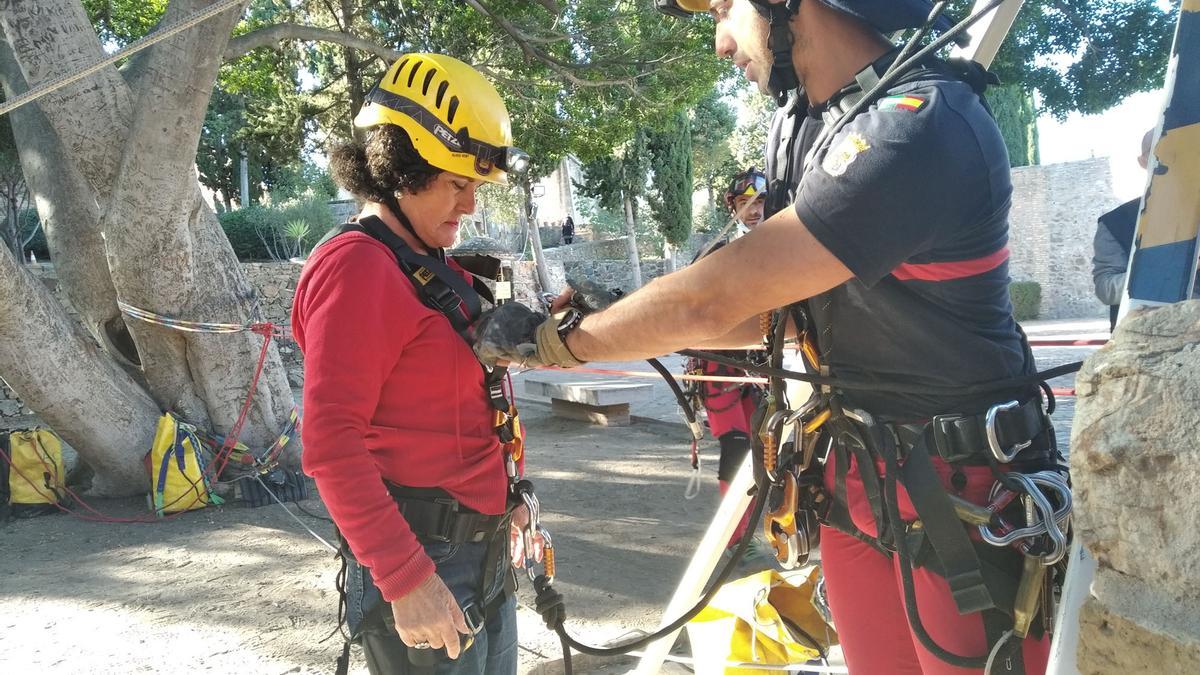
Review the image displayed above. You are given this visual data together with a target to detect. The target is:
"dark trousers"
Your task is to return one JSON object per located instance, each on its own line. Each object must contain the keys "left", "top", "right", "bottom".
{"left": 352, "top": 538, "right": 517, "bottom": 675}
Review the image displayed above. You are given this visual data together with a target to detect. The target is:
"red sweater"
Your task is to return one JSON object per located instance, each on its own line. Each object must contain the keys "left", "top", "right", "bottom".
{"left": 292, "top": 231, "right": 511, "bottom": 602}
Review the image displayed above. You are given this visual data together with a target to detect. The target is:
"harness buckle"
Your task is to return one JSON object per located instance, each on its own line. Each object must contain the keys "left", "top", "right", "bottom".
{"left": 428, "top": 497, "right": 460, "bottom": 543}
{"left": 929, "top": 413, "right": 978, "bottom": 464}
{"left": 986, "top": 401, "right": 1033, "bottom": 463}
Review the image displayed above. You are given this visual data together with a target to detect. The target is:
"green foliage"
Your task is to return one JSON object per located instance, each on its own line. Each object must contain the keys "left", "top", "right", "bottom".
{"left": 647, "top": 111, "right": 694, "bottom": 245}
{"left": 218, "top": 207, "right": 276, "bottom": 261}
{"left": 947, "top": 0, "right": 1177, "bottom": 118}
{"left": 217, "top": 197, "right": 334, "bottom": 261}
{"left": 690, "top": 90, "right": 739, "bottom": 229}
{"left": 986, "top": 85, "right": 1040, "bottom": 167}
{"left": 1009, "top": 281, "right": 1042, "bottom": 321}
{"left": 729, "top": 89, "right": 775, "bottom": 170}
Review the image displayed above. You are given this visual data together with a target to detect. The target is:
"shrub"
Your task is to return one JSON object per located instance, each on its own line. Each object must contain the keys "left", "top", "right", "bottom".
{"left": 1010, "top": 281, "right": 1042, "bottom": 321}
{"left": 218, "top": 197, "right": 335, "bottom": 261}
{"left": 218, "top": 206, "right": 279, "bottom": 261}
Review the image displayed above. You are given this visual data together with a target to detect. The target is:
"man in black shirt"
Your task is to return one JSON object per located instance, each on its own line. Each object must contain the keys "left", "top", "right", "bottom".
{"left": 477, "top": 2, "right": 1058, "bottom": 672}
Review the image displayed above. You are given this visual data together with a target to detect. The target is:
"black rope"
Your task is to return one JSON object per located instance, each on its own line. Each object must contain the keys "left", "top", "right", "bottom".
{"left": 679, "top": 348, "right": 1083, "bottom": 398}
{"left": 646, "top": 357, "right": 698, "bottom": 427}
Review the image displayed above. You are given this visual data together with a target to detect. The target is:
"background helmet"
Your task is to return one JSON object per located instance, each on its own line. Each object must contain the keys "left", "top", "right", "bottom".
{"left": 354, "top": 53, "right": 529, "bottom": 185}
{"left": 725, "top": 167, "right": 768, "bottom": 210}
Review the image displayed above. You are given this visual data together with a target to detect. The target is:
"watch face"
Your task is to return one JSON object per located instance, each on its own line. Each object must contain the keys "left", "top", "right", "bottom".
{"left": 558, "top": 309, "right": 582, "bottom": 333}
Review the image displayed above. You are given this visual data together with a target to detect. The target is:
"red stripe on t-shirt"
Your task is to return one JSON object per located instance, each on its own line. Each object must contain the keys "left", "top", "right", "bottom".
{"left": 891, "top": 247, "right": 1010, "bottom": 282}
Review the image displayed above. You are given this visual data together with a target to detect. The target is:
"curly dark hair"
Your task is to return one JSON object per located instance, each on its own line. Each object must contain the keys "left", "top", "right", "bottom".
{"left": 329, "top": 125, "right": 441, "bottom": 203}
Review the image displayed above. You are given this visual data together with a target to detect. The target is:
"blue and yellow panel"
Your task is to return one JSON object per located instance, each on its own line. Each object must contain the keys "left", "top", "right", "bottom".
{"left": 1127, "top": 0, "right": 1200, "bottom": 304}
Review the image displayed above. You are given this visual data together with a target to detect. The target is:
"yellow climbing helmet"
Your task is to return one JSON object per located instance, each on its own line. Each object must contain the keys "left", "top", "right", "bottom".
{"left": 656, "top": 0, "right": 711, "bottom": 17}
{"left": 354, "top": 53, "right": 529, "bottom": 184}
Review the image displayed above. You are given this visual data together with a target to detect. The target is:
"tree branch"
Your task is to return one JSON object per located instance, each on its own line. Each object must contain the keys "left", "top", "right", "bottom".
{"left": 464, "top": 0, "right": 649, "bottom": 98}
{"left": 223, "top": 23, "right": 401, "bottom": 63}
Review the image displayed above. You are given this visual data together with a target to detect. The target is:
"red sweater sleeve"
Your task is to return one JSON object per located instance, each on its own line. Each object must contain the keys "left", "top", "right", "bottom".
{"left": 292, "top": 237, "right": 435, "bottom": 602}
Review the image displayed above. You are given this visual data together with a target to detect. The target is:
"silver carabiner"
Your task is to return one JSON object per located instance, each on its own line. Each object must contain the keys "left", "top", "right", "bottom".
{"left": 986, "top": 401, "right": 1033, "bottom": 463}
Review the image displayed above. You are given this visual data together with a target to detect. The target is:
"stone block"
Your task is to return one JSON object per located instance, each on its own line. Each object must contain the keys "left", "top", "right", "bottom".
{"left": 1071, "top": 300, "right": 1200, "bottom": 669}
{"left": 524, "top": 379, "right": 652, "bottom": 406}
{"left": 550, "top": 398, "right": 630, "bottom": 426}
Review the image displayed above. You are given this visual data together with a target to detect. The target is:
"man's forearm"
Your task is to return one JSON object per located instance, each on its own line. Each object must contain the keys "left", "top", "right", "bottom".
{"left": 566, "top": 268, "right": 729, "bottom": 361}
{"left": 563, "top": 209, "right": 849, "bottom": 363}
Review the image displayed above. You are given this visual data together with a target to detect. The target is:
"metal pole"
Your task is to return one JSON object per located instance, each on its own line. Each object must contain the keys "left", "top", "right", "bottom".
{"left": 633, "top": 454, "right": 756, "bottom": 674}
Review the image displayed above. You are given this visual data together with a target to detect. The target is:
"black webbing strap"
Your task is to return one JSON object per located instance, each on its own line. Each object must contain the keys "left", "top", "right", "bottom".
{"left": 900, "top": 430, "right": 997, "bottom": 615}
{"left": 353, "top": 216, "right": 482, "bottom": 338}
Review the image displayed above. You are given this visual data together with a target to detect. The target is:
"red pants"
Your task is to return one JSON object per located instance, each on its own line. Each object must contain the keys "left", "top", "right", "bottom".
{"left": 820, "top": 452, "right": 1050, "bottom": 674}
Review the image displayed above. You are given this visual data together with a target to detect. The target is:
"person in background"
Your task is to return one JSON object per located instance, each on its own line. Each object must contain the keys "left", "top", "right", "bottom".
{"left": 1093, "top": 127, "right": 1200, "bottom": 329}
{"left": 561, "top": 216, "right": 575, "bottom": 245}
{"left": 686, "top": 167, "right": 769, "bottom": 547}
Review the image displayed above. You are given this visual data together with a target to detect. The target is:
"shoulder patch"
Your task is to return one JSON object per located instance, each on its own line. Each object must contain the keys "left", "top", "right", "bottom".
{"left": 822, "top": 132, "right": 870, "bottom": 177}
{"left": 877, "top": 95, "right": 927, "bottom": 112}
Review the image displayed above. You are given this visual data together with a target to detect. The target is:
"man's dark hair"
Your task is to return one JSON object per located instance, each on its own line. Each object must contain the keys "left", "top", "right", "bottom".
{"left": 329, "top": 125, "right": 441, "bottom": 203}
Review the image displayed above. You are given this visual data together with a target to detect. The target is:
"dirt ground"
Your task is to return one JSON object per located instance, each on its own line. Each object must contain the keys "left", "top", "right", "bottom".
{"left": 0, "top": 404, "right": 725, "bottom": 674}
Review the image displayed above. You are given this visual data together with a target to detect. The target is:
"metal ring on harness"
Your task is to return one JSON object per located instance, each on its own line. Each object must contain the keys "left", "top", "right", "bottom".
{"left": 985, "top": 400, "right": 1033, "bottom": 463}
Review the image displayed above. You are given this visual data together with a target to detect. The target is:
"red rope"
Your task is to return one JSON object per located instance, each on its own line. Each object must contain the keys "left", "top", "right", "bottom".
{"left": 210, "top": 322, "right": 277, "bottom": 480}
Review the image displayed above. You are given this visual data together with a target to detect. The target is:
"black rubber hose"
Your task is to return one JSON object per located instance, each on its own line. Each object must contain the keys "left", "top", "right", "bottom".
{"left": 646, "top": 357, "right": 698, "bottom": 427}
{"left": 546, "top": 486, "right": 770, "bottom": 658}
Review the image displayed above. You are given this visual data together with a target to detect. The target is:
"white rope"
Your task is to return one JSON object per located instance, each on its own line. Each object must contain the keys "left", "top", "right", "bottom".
{"left": 0, "top": 0, "right": 246, "bottom": 119}
{"left": 248, "top": 475, "right": 339, "bottom": 554}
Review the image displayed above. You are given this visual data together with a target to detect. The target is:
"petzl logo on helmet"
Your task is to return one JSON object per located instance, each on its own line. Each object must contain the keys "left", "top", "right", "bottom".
{"left": 434, "top": 124, "right": 463, "bottom": 150}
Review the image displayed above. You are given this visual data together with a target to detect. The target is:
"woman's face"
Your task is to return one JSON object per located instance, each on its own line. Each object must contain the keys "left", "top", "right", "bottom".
{"left": 400, "top": 171, "right": 480, "bottom": 249}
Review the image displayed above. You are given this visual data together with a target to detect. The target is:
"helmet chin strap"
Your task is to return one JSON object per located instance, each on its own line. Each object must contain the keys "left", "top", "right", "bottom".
{"left": 752, "top": 0, "right": 803, "bottom": 106}
{"left": 382, "top": 191, "right": 445, "bottom": 260}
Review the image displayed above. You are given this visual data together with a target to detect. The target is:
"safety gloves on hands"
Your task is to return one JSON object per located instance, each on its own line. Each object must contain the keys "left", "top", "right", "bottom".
{"left": 473, "top": 303, "right": 584, "bottom": 369}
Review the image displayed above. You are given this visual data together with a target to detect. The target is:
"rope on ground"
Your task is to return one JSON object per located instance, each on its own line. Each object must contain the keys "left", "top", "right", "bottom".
{"left": 0, "top": 0, "right": 246, "bottom": 119}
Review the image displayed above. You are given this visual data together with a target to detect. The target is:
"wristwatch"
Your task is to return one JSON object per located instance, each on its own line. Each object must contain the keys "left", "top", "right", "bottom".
{"left": 556, "top": 308, "right": 585, "bottom": 341}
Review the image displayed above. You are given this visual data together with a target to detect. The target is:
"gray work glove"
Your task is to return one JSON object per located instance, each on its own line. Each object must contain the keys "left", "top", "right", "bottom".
{"left": 473, "top": 303, "right": 584, "bottom": 369}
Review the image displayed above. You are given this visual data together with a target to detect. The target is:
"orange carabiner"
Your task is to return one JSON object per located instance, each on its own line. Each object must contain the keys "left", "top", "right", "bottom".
{"left": 764, "top": 472, "right": 800, "bottom": 567}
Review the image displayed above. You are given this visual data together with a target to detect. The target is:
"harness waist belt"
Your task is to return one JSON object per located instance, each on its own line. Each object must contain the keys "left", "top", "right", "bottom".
{"left": 386, "top": 485, "right": 508, "bottom": 544}
{"left": 893, "top": 398, "right": 1048, "bottom": 464}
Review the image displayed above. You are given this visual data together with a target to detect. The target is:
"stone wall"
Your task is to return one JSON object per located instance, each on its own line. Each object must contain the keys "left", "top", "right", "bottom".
{"left": 542, "top": 237, "right": 630, "bottom": 263}
{"left": 562, "top": 260, "right": 667, "bottom": 292}
{"left": 1007, "top": 158, "right": 1121, "bottom": 320}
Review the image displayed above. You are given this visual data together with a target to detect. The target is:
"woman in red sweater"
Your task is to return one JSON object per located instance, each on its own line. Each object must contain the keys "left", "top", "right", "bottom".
{"left": 292, "top": 54, "right": 530, "bottom": 674}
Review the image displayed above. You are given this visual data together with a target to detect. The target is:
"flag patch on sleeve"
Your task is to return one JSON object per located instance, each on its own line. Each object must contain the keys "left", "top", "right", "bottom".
{"left": 877, "top": 95, "right": 926, "bottom": 112}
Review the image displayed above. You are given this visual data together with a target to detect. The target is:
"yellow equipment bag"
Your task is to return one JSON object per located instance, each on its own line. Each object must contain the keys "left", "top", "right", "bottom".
{"left": 686, "top": 567, "right": 838, "bottom": 674}
{"left": 145, "top": 412, "right": 220, "bottom": 516}
{"left": 0, "top": 428, "right": 66, "bottom": 517}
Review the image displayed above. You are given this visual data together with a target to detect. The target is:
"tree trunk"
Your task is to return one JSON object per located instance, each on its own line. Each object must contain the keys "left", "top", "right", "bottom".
{"left": 0, "top": 235, "right": 159, "bottom": 495}
{"left": 622, "top": 191, "right": 643, "bottom": 289}
{"left": 521, "top": 180, "right": 552, "bottom": 292}
{"left": 1, "top": 193, "right": 16, "bottom": 256}
{"left": 0, "top": 0, "right": 298, "bottom": 494}
{"left": 239, "top": 146, "right": 251, "bottom": 207}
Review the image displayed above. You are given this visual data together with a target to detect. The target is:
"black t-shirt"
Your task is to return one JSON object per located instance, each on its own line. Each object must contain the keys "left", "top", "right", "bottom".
{"left": 778, "top": 65, "right": 1033, "bottom": 419}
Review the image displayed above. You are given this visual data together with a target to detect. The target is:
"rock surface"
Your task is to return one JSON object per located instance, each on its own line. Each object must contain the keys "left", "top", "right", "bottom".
{"left": 1071, "top": 300, "right": 1200, "bottom": 673}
